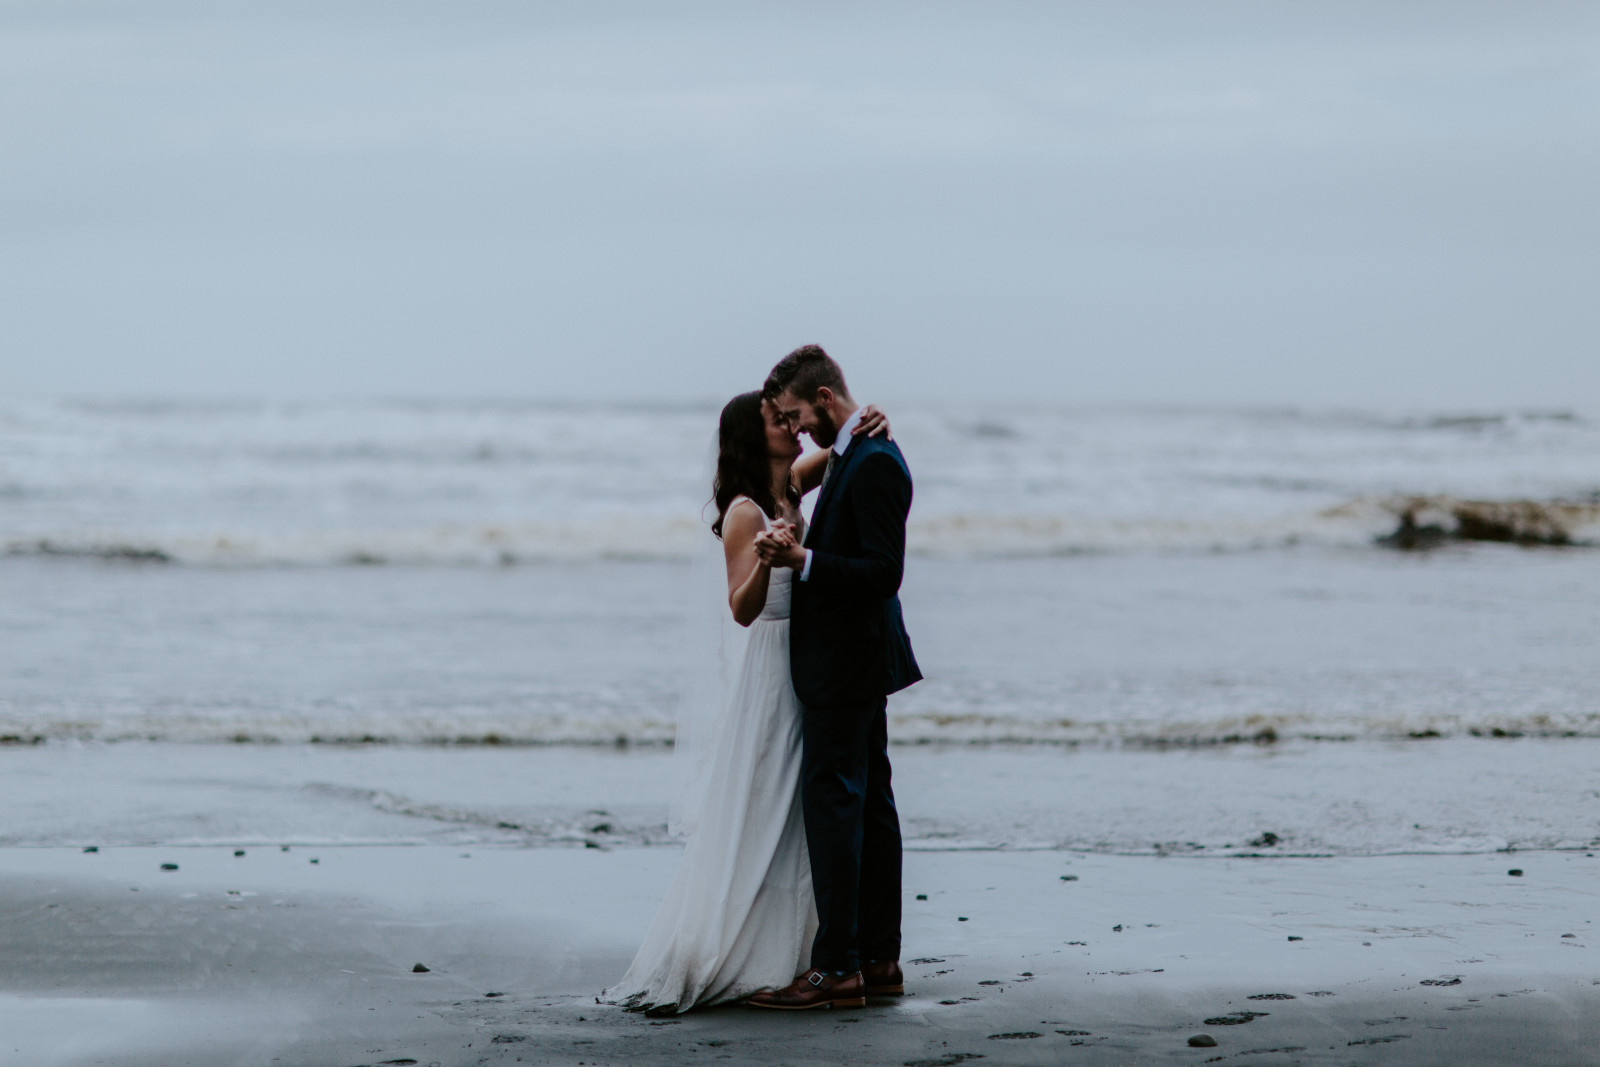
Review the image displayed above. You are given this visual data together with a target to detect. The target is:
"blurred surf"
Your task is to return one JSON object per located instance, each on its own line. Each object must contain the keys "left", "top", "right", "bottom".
{"left": 3, "top": 399, "right": 1596, "bottom": 564}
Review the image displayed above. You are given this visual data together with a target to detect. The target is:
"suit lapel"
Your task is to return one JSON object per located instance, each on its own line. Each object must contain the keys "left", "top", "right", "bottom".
{"left": 808, "top": 436, "right": 863, "bottom": 542}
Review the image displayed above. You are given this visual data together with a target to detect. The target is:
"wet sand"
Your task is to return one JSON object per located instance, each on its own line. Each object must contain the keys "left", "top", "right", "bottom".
{"left": 2, "top": 844, "right": 1594, "bottom": 1066}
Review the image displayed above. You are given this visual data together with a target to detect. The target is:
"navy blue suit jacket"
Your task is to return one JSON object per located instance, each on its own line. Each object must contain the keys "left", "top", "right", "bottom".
{"left": 790, "top": 433, "right": 922, "bottom": 708}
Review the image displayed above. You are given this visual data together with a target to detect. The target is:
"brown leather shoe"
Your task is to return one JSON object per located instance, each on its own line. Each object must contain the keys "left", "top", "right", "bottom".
{"left": 863, "top": 960, "right": 904, "bottom": 996}
{"left": 745, "top": 969, "right": 866, "bottom": 1010}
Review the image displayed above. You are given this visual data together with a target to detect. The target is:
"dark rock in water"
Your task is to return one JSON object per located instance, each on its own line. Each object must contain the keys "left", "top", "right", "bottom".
{"left": 1377, "top": 509, "right": 1450, "bottom": 550}
{"left": 1188, "top": 1034, "right": 1218, "bottom": 1048}
{"left": 1509, "top": 869, "right": 1524, "bottom": 877}
{"left": 159, "top": 863, "right": 178, "bottom": 871}
{"left": 1420, "top": 976, "right": 1462, "bottom": 987}
{"left": 1249, "top": 993, "right": 1296, "bottom": 1000}
{"left": 958, "top": 916, "right": 968, "bottom": 922}
{"left": 1287, "top": 935, "right": 1304, "bottom": 941}
{"left": 1112, "top": 924, "right": 1123, "bottom": 932}
{"left": 986, "top": 1032, "right": 1042, "bottom": 1040}
{"left": 1247, "top": 832, "right": 1281, "bottom": 848}
{"left": 1060, "top": 875, "right": 1078, "bottom": 881}
{"left": 82, "top": 846, "right": 98, "bottom": 853}
{"left": 1377, "top": 495, "right": 1598, "bottom": 550}
{"left": 309, "top": 858, "right": 319, "bottom": 864}
{"left": 1057, "top": 1030, "right": 1091, "bottom": 1036}
{"left": 484, "top": 991, "right": 505, "bottom": 997}
{"left": 233, "top": 849, "right": 245, "bottom": 857}
{"left": 490, "top": 1034, "right": 526, "bottom": 1044}
{"left": 904, "top": 1054, "right": 985, "bottom": 1067}
{"left": 916, "top": 894, "right": 928, "bottom": 900}
{"left": 1205, "top": 1012, "right": 1268, "bottom": 1026}
{"left": 412, "top": 963, "right": 431, "bottom": 973}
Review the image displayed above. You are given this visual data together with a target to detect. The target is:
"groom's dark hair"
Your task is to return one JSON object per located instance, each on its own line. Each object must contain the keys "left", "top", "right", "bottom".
{"left": 763, "top": 344, "right": 850, "bottom": 403}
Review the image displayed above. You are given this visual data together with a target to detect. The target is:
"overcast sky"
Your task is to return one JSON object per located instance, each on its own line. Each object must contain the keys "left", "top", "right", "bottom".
{"left": 2, "top": 1, "right": 1596, "bottom": 408}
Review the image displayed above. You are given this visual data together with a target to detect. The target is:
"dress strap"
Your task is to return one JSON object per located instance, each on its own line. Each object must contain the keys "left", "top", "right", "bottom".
{"left": 728, "top": 495, "right": 771, "bottom": 529}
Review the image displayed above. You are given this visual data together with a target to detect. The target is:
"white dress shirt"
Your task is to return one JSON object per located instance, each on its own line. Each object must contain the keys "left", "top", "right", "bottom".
{"left": 798, "top": 406, "right": 863, "bottom": 582}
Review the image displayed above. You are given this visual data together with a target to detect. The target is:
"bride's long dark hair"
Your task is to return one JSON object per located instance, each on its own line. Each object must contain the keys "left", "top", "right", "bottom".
{"left": 711, "top": 390, "right": 799, "bottom": 540}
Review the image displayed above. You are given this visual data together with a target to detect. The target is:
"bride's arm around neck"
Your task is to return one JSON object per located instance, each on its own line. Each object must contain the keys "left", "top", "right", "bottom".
{"left": 723, "top": 499, "right": 773, "bottom": 628}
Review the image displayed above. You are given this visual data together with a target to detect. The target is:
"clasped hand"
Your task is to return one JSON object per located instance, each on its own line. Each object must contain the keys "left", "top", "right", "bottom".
{"left": 753, "top": 520, "right": 806, "bottom": 569}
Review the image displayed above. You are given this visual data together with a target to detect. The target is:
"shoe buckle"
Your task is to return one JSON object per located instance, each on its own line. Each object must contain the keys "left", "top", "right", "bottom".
{"left": 807, "top": 971, "right": 825, "bottom": 987}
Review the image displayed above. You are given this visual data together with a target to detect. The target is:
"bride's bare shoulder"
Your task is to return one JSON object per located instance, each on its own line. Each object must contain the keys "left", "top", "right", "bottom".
{"left": 721, "top": 497, "right": 767, "bottom": 541}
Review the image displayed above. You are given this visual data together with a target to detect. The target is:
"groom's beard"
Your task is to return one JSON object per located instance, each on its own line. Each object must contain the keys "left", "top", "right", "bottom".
{"left": 807, "top": 406, "right": 839, "bottom": 448}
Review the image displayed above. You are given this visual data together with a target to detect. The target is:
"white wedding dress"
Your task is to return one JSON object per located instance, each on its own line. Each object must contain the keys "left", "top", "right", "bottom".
{"left": 601, "top": 499, "right": 817, "bottom": 1012}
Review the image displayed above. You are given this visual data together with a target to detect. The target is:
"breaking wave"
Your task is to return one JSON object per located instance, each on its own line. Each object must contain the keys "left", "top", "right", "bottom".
{"left": 5, "top": 705, "right": 1596, "bottom": 748}
{"left": 6, "top": 494, "right": 1596, "bottom": 567}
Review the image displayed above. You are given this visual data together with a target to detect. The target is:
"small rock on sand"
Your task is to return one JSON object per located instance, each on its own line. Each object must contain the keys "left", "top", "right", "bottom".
{"left": 233, "top": 849, "right": 245, "bottom": 857}
{"left": 159, "top": 863, "right": 178, "bottom": 871}
{"left": 1188, "top": 1034, "right": 1218, "bottom": 1047}
{"left": 412, "top": 963, "right": 431, "bottom": 973}
{"left": 1508, "top": 869, "right": 1524, "bottom": 876}
{"left": 82, "top": 846, "right": 98, "bottom": 853}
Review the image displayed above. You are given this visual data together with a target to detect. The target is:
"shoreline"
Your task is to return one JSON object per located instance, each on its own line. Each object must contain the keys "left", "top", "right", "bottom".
{"left": 4, "top": 738, "right": 1597, "bottom": 856}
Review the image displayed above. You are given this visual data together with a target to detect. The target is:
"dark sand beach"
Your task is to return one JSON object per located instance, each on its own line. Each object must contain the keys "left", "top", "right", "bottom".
{"left": 3, "top": 842, "right": 1594, "bottom": 1066}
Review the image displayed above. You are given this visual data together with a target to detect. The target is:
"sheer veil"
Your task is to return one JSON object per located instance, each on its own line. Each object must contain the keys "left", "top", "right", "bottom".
{"left": 668, "top": 432, "right": 750, "bottom": 836}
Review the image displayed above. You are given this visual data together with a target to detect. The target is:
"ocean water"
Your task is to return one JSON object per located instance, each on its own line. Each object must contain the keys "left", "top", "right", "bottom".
{"left": 2, "top": 398, "right": 1598, "bottom": 749}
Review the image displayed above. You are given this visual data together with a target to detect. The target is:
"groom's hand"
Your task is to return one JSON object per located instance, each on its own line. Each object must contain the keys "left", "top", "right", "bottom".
{"left": 755, "top": 526, "right": 806, "bottom": 570}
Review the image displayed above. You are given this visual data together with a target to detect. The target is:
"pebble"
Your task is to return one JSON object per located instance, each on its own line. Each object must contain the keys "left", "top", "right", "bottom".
{"left": 413, "top": 963, "right": 431, "bottom": 973}
{"left": 159, "top": 863, "right": 178, "bottom": 871}
{"left": 82, "top": 846, "right": 98, "bottom": 853}
{"left": 233, "top": 849, "right": 245, "bottom": 857}
{"left": 1287, "top": 935, "right": 1304, "bottom": 941}
{"left": 1508, "top": 869, "right": 1523, "bottom": 877}
{"left": 958, "top": 916, "right": 968, "bottom": 922}
{"left": 1060, "top": 875, "right": 1078, "bottom": 881}
{"left": 1188, "top": 1034, "right": 1218, "bottom": 1048}
{"left": 309, "top": 858, "right": 319, "bottom": 864}
{"left": 916, "top": 894, "right": 927, "bottom": 900}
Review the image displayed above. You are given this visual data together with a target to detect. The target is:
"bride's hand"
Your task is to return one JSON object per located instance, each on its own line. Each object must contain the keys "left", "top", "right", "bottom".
{"left": 765, "top": 520, "right": 797, "bottom": 547}
{"left": 855, "top": 404, "right": 893, "bottom": 441}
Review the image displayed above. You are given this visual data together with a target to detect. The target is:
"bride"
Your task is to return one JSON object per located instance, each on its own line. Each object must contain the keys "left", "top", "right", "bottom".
{"left": 601, "top": 390, "right": 889, "bottom": 1013}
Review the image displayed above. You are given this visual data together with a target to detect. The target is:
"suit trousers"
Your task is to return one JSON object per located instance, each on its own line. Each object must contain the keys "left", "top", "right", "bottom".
{"left": 799, "top": 695, "right": 902, "bottom": 973}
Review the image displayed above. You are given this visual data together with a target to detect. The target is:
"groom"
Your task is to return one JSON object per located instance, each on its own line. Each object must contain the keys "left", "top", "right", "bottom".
{"left": 747, "top": 345, "right": 922, "bottom": 1010}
